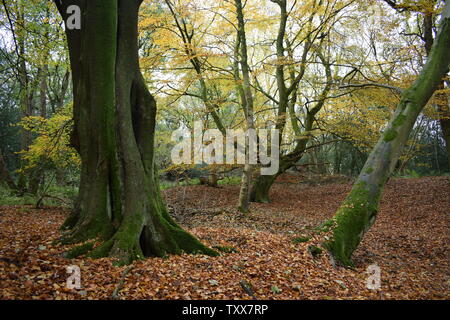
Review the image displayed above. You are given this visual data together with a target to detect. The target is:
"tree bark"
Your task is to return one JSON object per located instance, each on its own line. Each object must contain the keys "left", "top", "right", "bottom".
{"left": 16, "top": 2, "right": 34, "bottom": 194}
{"left": 28, "top": 65, "right": 49, "bottom": 195}
{"left": 0, "top": 151, "right": 17, "bottom": 190}
{"left": 324, "top": 4, "right": 450, "bottom": 266}
{"left": 421, "top": 3, "right": 450, "bottom": 168}
{"left": 55, "top": 0, "right": 216, "bottom": 265}
{"left": 235, "top": 0, "right": 256, "bottom": 213}
{"left": 250, "top": 0, "right": 288, "bottom": 204}
{"left": 437, "top": 80, "right": 450, "bottom": 168}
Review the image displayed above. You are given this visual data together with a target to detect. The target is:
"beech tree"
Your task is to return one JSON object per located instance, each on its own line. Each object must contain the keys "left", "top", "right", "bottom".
{"left": 249, "top": 0, "right": 345, "bottom": 203}
{"left": 383, "top": 0, "right": 450, "bottom": 167}
{"left": 54, "top": 0, "right": 217, "bottom": 265}
{"left": 324, "top": 1, "right": 450, "bottom": 266}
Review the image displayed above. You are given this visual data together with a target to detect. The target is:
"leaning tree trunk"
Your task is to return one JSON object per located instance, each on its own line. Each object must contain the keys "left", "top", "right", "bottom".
{"left": 324, "top": 5, "right": 450, "bottom": 266}
{"left": 55, "top": 0, "right": 216, "bottom": 265}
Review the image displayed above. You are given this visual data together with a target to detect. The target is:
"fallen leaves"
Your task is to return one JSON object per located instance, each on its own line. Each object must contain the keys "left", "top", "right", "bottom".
{"left": 0, "top": 176, "right": 448, "bottom": 300}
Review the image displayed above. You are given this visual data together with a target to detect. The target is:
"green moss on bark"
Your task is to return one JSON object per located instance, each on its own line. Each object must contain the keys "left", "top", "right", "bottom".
{"left": 314, "top": 219, "right": 334, "bottom": 233}
{"left": 163, "top": 221, "right": 219, "bottom": 257}
{"left": 365, "top": 167, "right": 374, "bottom": 174}
{"left": 60, "top": 213, "right": 114, "bottom": 245}
{"left": 250, "top": 175, "right": 276, "bottom": 203}
{"left": 324, "top": 181, "right": 380, "bottom": 266}
{"left": 66, "top": 241, "right": 95, "bottom": 258}
{"left": 383, "top": 128, "right": 398, "bottom": 142}
{"left": 60, "top": 211, "right": 79, "bottom": 231}
{"left": 89, "top": 239, "right": 114, "bottom": 259}
{"left": 392, "top": 114, "right": 407, "bottom": 127}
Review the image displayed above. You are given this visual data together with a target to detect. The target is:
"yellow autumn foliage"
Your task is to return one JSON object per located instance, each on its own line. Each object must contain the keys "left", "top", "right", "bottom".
{"left": 17, "top": 104, "right": 80, "bottom": 172}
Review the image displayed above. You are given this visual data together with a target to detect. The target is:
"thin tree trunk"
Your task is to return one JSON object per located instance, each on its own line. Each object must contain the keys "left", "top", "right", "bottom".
{"left": 0, "top": 151, "right": 17, "bottom": 190}
{"left": 324, "top": 5, "right": 450, "bottom": 266}
{"left": 422, "top": 6, "right": 450, "bottom": 168}
{"left": 208, "top": 165, "right": 219, "bottom": 187}
{"left": 437, "top": 80, "right": 450, "bottom": 167}
{"left": 28, "top": 65, "right": 49, "bottom": 195}
{"left": 16, "top": 3, "right": 33, "bottom": 193}
{"left": 235, "top": 0, "right": 256, "bottom": 213}
{"left": 164, "top": 0, "right": 227, "bottom": 135}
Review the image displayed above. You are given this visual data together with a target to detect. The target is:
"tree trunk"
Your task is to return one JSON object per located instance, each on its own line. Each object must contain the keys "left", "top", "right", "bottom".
{"left": 441, "top": 108, "right": 450, "bottom": 167}
{"left": 250, "top": 43, "right": 331, "bottom": 203}
{"left": 55, "top": 0, "right": 216, "bottom": 265}
{"left": 437, "top": 80, "right": 450, "bottom": 168}
{"left": 28, "top": 65, "right": 49, "bottom": 195}
{"left": 334, "top": 141, "right": 342, "bottom": 174}
{"left": 235, "top": 0, "right": 256, "bottom": 213}
{"left": 16, "top": 3, "right": 33, "bottom": 194}
{"left": 250, "top": 144, "right": 309, "bottom": 202}
{"left": 324, "top": 6, "right": 450, "bottom": 266}
{"left": 0, "top": 151, "right": 17, "bottom": 190}
{"left": 422, "top": 8, "right": 450, "bottom": 169}
{"left": 249, "top": 174, "right": 276, "bottom": 203}
{"left": 208, "top": 166, "right": 219, "bottom": 187}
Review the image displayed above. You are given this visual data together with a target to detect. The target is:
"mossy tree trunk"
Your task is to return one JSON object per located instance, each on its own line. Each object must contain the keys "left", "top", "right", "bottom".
{"left": 54, "top": 0, "right": 217, "bottom": 265}
{"left": 324, "top": 5, "right": 450, "bottom": 266}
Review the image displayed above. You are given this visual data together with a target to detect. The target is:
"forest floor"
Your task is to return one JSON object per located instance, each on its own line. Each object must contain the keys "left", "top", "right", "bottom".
{"left": 0, "top": 176, "right": 448, "bottom": 300}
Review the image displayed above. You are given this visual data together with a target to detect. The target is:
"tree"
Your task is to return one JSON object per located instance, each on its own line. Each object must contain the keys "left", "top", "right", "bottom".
{"left": 0, "top": 50, "right": 21, "bottom": 191}
{"left": 234, "top": 0, "right": 256, "bottom": 213}
{"left": 0, "top": 151, "right": 17, "bottom": 189}
{"left": 383, "top": 0, "right": 450, "bottom": 167}
{"left": 162, "top": 0, "right": 229, "bottom": 188}
{"left": 54, "top": 0, "right": 217, "bottom": 265}
{"left": 249, "top": 0, "right": 343, "bottom": 203}
{"left": 1, "top": 0, "right": 70, "bottom": 194}
{"left": 324, "top": 2, "right": 450, "bottom": 266}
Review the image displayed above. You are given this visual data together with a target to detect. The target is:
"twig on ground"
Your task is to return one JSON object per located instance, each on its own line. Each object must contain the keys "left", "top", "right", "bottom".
{"left": 111, "top": 265, "right": 133, "bottom": 299}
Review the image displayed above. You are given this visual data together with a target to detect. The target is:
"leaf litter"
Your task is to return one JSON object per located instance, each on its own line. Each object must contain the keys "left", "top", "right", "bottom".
{"left": 0, "top": 176, "right": 448, "bottom": 300}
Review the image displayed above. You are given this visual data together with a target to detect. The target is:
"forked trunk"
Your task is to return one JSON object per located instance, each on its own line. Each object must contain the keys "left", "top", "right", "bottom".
{"left": 249, "top": 174, "right": 276, "bottom": 203}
